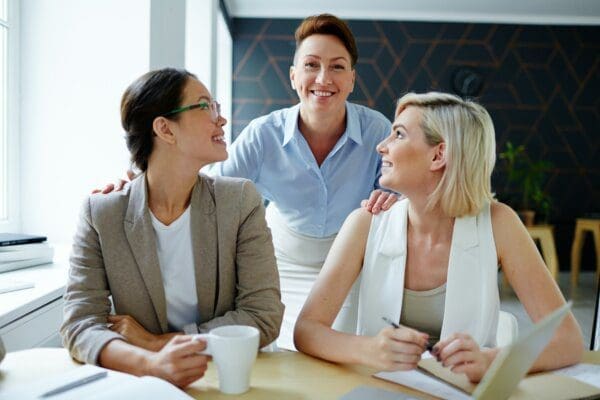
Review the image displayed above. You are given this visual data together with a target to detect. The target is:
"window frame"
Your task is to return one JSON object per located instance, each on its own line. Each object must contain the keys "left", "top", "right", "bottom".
{"left": 0, "top": 0, "right": 20, "bottom": 232}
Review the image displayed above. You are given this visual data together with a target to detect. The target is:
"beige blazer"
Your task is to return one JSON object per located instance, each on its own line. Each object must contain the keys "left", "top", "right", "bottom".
{"left": 61, "top": 174, "right": 283, "bottom": 364}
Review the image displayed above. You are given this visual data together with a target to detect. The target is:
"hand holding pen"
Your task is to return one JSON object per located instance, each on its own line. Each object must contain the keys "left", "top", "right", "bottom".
{"left": 363, "top": 317, "right": 430, "bottom": 372}
{"left": 381, "top": 317, "right": 433, "bottom": 352}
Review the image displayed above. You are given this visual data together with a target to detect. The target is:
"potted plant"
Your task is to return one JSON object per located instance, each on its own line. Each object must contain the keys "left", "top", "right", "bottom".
{"left": 498, "top": 141, "right": 552, "bottom": 226}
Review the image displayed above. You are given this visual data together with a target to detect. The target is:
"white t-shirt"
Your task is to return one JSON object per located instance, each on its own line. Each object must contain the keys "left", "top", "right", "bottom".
{"left": 150, "top": 206, "right": 200, "bottom": 331}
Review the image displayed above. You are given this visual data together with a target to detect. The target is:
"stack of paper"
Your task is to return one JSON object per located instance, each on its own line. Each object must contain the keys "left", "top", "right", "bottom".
{"left": 0, "top": 365, "right": 194, "bottom": 400}
{"left": 0, "top": 242, "right": 54, "bottom": 273}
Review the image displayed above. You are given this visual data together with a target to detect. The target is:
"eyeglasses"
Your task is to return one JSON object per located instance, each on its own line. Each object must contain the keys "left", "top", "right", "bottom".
{"left": 163, "top": 99, "right": 222, "bottom": 122}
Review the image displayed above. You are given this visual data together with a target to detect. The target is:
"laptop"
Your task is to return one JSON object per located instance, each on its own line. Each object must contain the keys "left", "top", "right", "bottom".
{"left": 471, "top": 302, "right": 571, "bottom": 399}
{"left": 0, "top": 233, "right": 47, "bottom": 247}
{"left": 592, "top": 275, "right": 600, "bottom": 351}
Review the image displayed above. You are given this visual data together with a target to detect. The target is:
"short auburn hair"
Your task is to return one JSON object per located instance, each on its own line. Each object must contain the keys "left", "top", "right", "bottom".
{"left": 294, "top": 14, "right": 358, "bottom": 68}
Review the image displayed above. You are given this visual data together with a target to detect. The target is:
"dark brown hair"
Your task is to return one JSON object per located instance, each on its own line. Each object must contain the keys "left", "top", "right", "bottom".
{"left": 120, "top": 68, "right": 195, "bottom": 171}
{"left": 294, "top": 14, "right": 358, "bottom": 68}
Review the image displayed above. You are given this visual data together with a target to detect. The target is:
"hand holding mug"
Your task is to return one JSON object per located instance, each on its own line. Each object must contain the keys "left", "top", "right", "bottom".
{"left": 144, "top": 335, "right": 209, "bottom": 388}
{"left": 193, "top": 325, "right": 260, "bottom": 394}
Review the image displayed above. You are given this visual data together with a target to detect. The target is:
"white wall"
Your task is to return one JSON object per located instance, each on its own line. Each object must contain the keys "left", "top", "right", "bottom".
{"left": 150, "top": 0, "right": 185, "bottom": 69}
{"left": 216, "top": 11, "right": 232, "bottom": 142}
{"left": 20, "top": 0, "right": 150, "bottom": 244}
{"left": 225, "top": 0, "right": 600, "bottom": 25}
{"left": 18, "top": 0, "right": 232, "bottom": 245}
{"left": 186, "top": 0, "right": 232, "bottom": 140}
{"left": 185, "top": 0, "right": 216, "bottom": 91}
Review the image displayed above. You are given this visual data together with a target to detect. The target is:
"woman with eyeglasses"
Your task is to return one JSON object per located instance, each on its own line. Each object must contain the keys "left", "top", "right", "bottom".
{"left": 211, "top": 14, "right": 397, "bottom": 350}
{"left": 61, "top": 68, "right": 283, "bottom": 388}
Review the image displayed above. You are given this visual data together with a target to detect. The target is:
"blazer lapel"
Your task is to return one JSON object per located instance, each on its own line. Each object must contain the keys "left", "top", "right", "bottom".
{"left": 191, "top": 176, "right": 217, "bottom": 323}
{"left": 124, "top": 175, "right": 168, "bottom": 333}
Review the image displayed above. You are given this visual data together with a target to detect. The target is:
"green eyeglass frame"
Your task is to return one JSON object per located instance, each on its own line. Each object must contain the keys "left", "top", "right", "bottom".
{"left": 163, "top": 100, "right": 221, "bottom": 122}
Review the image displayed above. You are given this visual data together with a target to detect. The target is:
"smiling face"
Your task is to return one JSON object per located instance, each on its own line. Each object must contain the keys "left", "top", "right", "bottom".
{"left": 164, "top": 78, "right": 228, "bottom": 168}
{"left": 290, "top": 34, "right": 355, "bottom": 117}
{"left": 377, "top": 106, "right": 440, "bottom": 194}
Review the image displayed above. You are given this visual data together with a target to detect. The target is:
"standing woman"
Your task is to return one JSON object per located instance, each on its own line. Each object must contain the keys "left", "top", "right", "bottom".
{"left": 295, "top": 92, "right": 583, "bottom": 381}
{"left": 61, "top": 68, "right": 283, "bottom": 388}
{"left": 212, "top": 14, "right": 395, "bottom": 350}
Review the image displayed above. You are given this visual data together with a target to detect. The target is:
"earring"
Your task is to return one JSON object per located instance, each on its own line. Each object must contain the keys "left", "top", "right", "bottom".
{"left": 291, "top": 81, "right": 296, "bottom": 90}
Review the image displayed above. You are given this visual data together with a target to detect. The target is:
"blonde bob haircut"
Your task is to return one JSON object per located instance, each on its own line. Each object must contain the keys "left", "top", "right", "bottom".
{"left": 396, "top": 92, "right": 496, "bottom": 217}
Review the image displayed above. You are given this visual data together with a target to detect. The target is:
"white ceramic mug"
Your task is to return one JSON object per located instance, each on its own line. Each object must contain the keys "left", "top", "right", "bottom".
{"left": 194, "top": 325, "right": 260, "bottom": 395}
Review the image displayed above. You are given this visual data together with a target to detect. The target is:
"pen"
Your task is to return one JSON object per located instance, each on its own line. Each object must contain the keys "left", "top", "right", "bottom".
{"left": 381, "top": 316, "right": 434, "bottom": 352}
{"left": 40, "top": 371, "right": 108, "bottom": 398}
{"left": 381, "top": 316, "right": 400, "bottom": 329}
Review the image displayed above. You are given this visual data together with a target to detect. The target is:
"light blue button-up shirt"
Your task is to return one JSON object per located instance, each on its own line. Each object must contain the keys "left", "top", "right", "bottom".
{"left": 212, "top": 102, "right": 391, "bottom": 238}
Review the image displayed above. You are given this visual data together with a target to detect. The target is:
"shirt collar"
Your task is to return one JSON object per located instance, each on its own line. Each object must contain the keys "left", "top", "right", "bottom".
{"left": 282, "top": 102, "right": 363, "bottom": 147}
{"left": 345, "top": 103, "right": 362, "bottom": 145}
{"left": 282, "top": 104, "right": 301, "bottom": 147}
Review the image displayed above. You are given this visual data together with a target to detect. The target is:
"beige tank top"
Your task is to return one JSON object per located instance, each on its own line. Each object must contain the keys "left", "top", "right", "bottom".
{"left": 400, "top": 283, "right": 446, "bottom": 347}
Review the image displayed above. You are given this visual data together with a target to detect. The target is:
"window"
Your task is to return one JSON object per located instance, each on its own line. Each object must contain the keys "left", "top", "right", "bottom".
{"left": 0, "top": 0, "right": 17, "bottom": 230}
{"left": 0, "top": 0, "right": 7, "bottom": 220}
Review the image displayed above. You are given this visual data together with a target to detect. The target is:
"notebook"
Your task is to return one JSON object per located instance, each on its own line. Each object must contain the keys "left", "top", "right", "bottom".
{"left": 470, "top": 302, "right": 572, "bottom": 399}
{"left": 377, "top": 302, "right": 600, "bottom": 399}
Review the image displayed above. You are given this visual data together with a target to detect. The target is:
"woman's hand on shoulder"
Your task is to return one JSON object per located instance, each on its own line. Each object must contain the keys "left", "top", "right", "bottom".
{"left": 143, "top": 335, "right": 209, "bottom": 388}
{"left": 361, "top": 326, "right": 428, "bottom": 371}
{"left": 361, "top": 189, "right": 399, "bottom": 215}
{"left": 91, "top": 170, "right": 136, "bottom": 194}
{"left": 432, "top": 333, "right": 499, "bottom": 383}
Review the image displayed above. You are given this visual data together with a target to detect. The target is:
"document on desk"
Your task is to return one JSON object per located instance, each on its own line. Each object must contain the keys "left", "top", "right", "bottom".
{"left": 374, "top": 369, "right": 471, "bottom": 400}
{"left": 374, "top": 351, "right": 472, "bottom": 400}
{"left": 339, "top": 385, "right": 423, "bottom": 399}
{"left": 0, "top": 365, "right": 193, "bottom": 400}
{"left": 550, "top": 363, "right": 600, "bottom": 388}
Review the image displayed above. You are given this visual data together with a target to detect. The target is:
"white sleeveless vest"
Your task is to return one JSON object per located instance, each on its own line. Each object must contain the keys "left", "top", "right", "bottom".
{"left": 357, "top": 199, "right": 499, "bottom": 347}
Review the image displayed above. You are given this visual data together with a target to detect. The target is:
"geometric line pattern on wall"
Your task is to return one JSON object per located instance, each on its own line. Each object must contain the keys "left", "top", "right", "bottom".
{"left": 232, "top": 18, "right": 600, "bottom": 270}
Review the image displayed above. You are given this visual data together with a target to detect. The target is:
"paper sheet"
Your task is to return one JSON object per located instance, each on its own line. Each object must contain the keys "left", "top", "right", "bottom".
{"left": 0, "top": 280, "right": 34, "bottom": 294}
{"left": 550, "top": 363, "right": 600, "bottom": 389}
{"left": 339, "top": 385, "right": 423, "bottom": 400}
{"left": 0, "top": 365, "right": 193, "bottom": 400}
{"left": 374, "top": 369, "right": 472, "bottom": 400}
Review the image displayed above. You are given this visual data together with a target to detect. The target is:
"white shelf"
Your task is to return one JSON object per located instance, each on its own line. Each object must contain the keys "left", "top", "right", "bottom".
{"left": 0, "top": 246, "right": 69, "bottom": 351}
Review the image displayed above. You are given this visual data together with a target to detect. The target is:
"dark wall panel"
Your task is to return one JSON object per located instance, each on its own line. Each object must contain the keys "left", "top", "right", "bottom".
{"left": 232, "top": 18, "right": 600, "bottom": 271}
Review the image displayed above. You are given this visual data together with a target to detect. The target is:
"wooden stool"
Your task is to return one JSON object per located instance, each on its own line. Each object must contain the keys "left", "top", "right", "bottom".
{"left": 571, "top": 218, "right": 600, "bottom": 286}
{"left": 527, "top": 225, "right": 559, "bottom": 280}
{"left": 502, "top": 224, "right": 559, "bottom": 286}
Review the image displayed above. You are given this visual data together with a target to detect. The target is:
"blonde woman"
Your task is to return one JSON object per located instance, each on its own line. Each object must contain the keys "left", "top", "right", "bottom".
{"left": 294, "top": 92, "right": 583, "bottom": 382}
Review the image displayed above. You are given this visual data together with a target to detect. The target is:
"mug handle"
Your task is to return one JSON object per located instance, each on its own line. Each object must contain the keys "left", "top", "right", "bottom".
{"left": 192, "top": 333, "right": 212, "bottom": 355}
